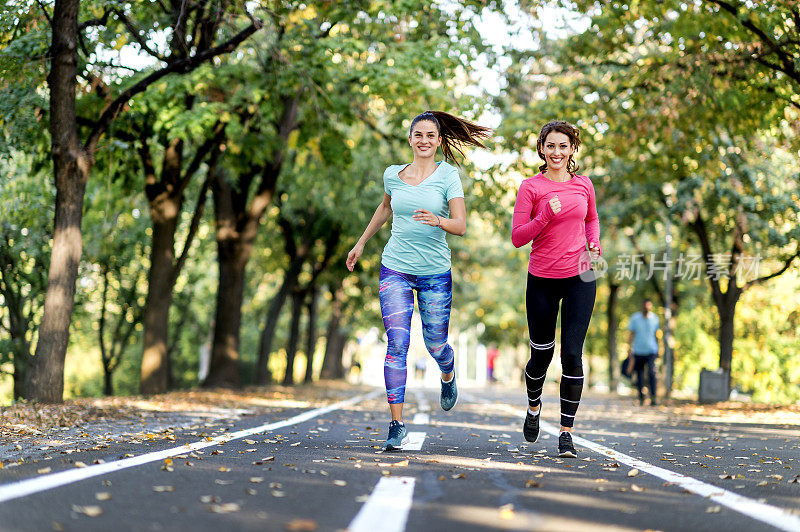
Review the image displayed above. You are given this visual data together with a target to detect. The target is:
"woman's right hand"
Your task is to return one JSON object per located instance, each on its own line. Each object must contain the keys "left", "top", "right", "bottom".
{"left": 346, "top": 243, "right": 364, "bottom": 272}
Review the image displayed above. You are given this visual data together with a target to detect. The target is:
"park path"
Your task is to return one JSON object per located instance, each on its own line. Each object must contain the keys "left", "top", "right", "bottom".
{"left": 1, "top": 383, "right": 799, "bottom": 531}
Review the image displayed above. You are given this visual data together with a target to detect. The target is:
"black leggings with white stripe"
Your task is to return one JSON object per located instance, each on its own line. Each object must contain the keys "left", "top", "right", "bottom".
{"left": 524, "top": 272, "right": 596, "bottom": 428}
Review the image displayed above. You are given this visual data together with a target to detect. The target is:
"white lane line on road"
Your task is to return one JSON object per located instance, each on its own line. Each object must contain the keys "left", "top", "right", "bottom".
{"left": 473, "top": 397, "right": 800, "bottom": 532}
{"left": 403, "top": 432, "right": 427, "bottom": 451}
{"left": 348, "top": 477, "right": 416, "bottom": 532}
{"left": 0, "top": 389, "right": 381, "bottom": 505}
{"left": 412, "top": 413, "right": 430, "bottom": 424}
{"left": 541, "top": 419, "right": 800, "bottom": 532}
{"left": 411, "top": 388, "right": 430, "bottom": 425}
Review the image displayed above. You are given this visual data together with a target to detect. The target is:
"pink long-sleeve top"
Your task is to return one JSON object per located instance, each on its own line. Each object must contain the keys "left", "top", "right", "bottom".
{"left": 512, "top": 173, "right": 601, "bottom": 279}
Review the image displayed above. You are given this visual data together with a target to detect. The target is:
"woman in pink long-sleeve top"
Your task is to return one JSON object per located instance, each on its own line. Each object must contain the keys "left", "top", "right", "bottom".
{"left": 511, "top": 120, "right": 601, "bottom": 459}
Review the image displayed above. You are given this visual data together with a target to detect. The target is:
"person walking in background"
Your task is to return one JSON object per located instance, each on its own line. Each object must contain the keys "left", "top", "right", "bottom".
{"left": 511, "top": 120, "right": 601, "bottom": 458}
{"left": 346, "top": 110, "right": 490, "bottom": 451}
{"left": 414, "top": 358, "right": 426, "bottom": 382}
{"left": 487, "top": 344, "right": 500, "bottom": 383}
{"left": 627, "top": 298, "right": 660, "bottom": 406}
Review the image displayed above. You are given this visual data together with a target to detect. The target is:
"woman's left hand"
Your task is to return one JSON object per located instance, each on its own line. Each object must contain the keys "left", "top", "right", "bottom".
{"left": 413, "top": 209, "right": 441, "bottom": 227}
{"left": 588, "top": 242, "right": 601, "bottom": 260}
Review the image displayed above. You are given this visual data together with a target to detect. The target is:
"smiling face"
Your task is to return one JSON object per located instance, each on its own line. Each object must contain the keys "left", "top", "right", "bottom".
{"left": 541, "top": 131, "right": 575, "bottom": 172}
{"left": 409, "top": 119, "right": 441, "bottom": 159}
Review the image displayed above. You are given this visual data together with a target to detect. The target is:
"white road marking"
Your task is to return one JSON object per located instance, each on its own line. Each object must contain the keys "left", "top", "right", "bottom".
{"left": 478, "top": 398, "right": 800, "bottom": 532}
{"left": 411, "top": 388, "right": 430, "bottom": 425}
{"left": 403, "top": 432, "right": 427, "bottom": 451}
{"left": 412, "top": 413, "right": 430, "bottom": 424}
{"left": 0, "top": 390, "right": 381, "bottom": 504}
{"left": 348, "top": 477, "right": 416, "bottom": 532}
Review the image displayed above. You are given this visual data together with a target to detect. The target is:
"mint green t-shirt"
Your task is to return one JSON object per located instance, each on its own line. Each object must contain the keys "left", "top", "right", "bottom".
{"left": 381, "top": 161, "right": 464, "bottom": 275}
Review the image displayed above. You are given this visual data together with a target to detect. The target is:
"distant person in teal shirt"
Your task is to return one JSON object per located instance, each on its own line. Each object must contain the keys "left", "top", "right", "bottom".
{"left": 346, "top": 111, "right": 490, "bottom": 451}
{"left": 626, "top": 298, "right": 660, "bottom": 405}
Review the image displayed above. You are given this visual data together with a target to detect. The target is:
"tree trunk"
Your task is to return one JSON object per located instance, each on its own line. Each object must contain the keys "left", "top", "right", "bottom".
{"left": 140, "top": 202, "right": 180, "bottom": 394}
{"left": 320, "top": 285, "right": 346, "bottom": 380}
{"left": 283, "top": 289, "right": 305, "bottom": 385}
{"left": 27, "top": 0, "right": 88, "bottom": 403}
{"left": 303, "top": 284, "right": 319, "bottom": 384}
{"left": 12, "top": 344, "right": 28, "bottom": 401}
{"left": 607, "top": 280, "right": 619, "bottom": 392}
{"left": 718, "top": 303, "right": 737, "bottom": 374}
{"left": 204, "top": 240, "right": 247, "bottom": 388}
{"left": 255, "top": 263, "right": 299, "bottom": 384}
{"left": 103, "top": 367, "right": 114, "bottom": 396}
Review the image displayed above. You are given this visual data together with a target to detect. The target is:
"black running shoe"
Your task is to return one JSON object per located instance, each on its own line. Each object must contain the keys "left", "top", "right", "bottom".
{"left": 558, "top": 431, "right": 577, "bottom": 458}
{"left": 523, "top": 412, "right": 540, "bottom": 443}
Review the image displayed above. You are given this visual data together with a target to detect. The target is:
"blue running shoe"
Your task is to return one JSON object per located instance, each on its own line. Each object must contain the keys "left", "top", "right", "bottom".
{"left": 384, "top": 420, "right": 408, "bottom": 451}
{"left": 440, "top": 374, "right": 458, "bottom": 411}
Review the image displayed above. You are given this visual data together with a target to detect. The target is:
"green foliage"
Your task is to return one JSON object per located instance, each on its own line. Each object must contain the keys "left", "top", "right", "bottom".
{"left": 0, "top": 152, "right": 52, "bottom": 389}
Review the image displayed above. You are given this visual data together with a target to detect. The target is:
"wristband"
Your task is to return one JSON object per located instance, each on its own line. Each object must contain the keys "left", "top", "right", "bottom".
{"left": 436, "top": 216, "right": 441, "bottom": 227}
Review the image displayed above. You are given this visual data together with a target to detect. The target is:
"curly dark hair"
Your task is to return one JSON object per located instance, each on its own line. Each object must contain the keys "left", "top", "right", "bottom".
{"left": 536, "top": 120, "right": 581, "bottom": 174}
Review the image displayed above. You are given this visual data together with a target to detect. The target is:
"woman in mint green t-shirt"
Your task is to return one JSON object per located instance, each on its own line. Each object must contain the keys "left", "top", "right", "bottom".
{"left": 346, "top": 111, "right": 490, "bottom": 451}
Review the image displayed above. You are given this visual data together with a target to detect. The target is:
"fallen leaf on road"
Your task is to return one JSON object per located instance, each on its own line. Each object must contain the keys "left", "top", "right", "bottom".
{"left": 37, "top": 467, "right": 51, "bottom": 474}
{"left": 333, "top": 480, "right": 347, "bottom": 486}
{"left": 499, "top": 504, "right": 515, "bottom": 520}
{"left": 215, "top": 480, "right": 232, "bottom": 485}
{"left": 206, "top": 503, "right": 240, "bottom": 514}
{"left": 74, "top": 462, "right": 87, "bottom": 468}
{"left": 246, "top": 488, "right": 257, "bottom": 496}
{"left": 452, "top": 473, "right": 466, "bottom": 479}
{"left": 244, "top": 439, "right": 257, "bottom": 445}
{"left": 706, "top": 506, "right": 721, "bottom": 513}
{"left": 285, "top": 518, "right": 318, "bottom": 531}
{"left": 200, "top": 495, "right": 220, "bottom": 504}
{"left": 153, "top": 486, "right": 175, "bottom": 492}
{"left": 757, "top": 481, "right": 768, "bottom": 486}
{"left": 627, "top": 469, "right": 639, "bottom": 477}
{"left": 72, "top": 505, "right": 103, "bottom": 517}
{"left": 250, "top": 477, "right": 264, "bottom": 483}
{"left": 719, "top": 474, "right": 734, "bottom": 480}
{"left": 631, "top": 485, "right": 645, "bottom": 492}
{"left": 525, "top": 480, "right": 541, "bottom": 488}
{"left": 218, "top": 467, "right": 230, "bottom": 472}
{"left": 95, "top": 492, "right": 112, "bottom": 500}
{"left": 271, "top": 490, "right": 286, "bottom": 497}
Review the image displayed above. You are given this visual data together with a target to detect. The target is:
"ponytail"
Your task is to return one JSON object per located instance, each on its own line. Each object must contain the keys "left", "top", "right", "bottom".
{"left": 409, "top": 111, "right": 491, "bottom": 164}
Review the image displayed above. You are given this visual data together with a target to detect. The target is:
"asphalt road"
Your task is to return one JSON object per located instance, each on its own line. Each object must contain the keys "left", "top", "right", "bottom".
{"left": 1, "top": 384, "right": 798, "bottom": 531}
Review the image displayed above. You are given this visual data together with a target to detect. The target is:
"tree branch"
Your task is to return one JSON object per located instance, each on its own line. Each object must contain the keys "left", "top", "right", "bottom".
{"left": 690, "top": 211, "right": 725, "bottom": 308}
{"left": 171, "top": 157, "right": 218, "bottom": 286}
{"left": 707, "top": 0, "right": 800, "bottom": 83}
{"left": 744, "top": 249, "right": 800, "bottom": 289}
{"left": 84, "top": 21, "right": 262, "bottom": 156}
{"left": 175, "top": 120, "right": 227, "bottom": 197}
{"left": 113, "top": 9, "right": 168, "bottom": 61}
{"left": 35, "top": 0, "right": 53, "bottom": 27}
